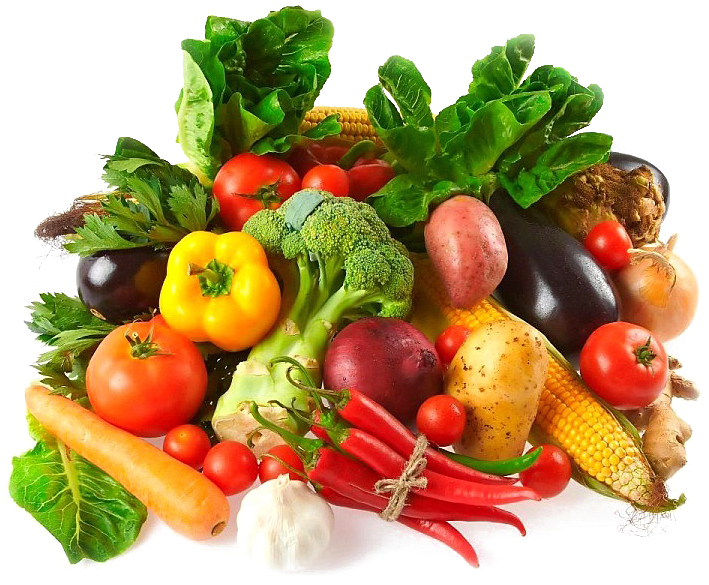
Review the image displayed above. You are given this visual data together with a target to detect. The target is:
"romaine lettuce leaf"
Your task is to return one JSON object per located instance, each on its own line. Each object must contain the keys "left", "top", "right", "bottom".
{"left": 10, "top": 436, "right": 147, "bottom": 564}
{"left": 176, "top": 7, "right": 338, "bottom": 181}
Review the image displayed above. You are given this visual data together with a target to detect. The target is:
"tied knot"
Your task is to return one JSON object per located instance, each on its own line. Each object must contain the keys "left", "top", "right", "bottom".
{"left": 374, "top": 434, "right": 429, "bottom": 521}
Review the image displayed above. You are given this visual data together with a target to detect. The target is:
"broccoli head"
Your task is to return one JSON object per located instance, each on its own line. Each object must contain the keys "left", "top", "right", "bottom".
{"left": 212, "top": 189, "right": 414, "bottom": 455}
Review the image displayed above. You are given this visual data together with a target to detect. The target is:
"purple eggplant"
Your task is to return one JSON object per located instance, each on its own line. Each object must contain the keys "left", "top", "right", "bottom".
{"left": 489, "top": 191, "right": 618, "bottom": 355}
{"left": 77, "top": 248, "right": 169, "bottom": 323}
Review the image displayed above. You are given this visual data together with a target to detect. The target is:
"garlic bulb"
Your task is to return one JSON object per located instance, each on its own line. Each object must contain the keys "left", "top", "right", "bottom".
{"left": 236, "top": 475, "right": 334, "bottom": 571}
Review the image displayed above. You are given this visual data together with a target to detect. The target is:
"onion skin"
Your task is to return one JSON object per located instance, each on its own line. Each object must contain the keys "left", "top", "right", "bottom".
{"left": 614, "top": 246, "right": 698, "bottom": 342}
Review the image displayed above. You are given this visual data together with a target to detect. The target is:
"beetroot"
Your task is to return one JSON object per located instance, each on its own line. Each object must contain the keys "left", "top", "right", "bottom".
{"left": 323, "top": 317, "right": 443, "bottom": 425}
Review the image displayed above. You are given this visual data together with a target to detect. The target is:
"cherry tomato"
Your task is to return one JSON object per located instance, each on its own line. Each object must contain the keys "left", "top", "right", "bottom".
{"left": 580, "top": 321, "right": 668, "bottom": 409}
{"left": 213, "top": 153, "right": 301, "bottom": 231}
{"left": 202, "top": 441, "right": 258, "bottom": 496}
{"left": 287, "top": 144, "right": 350, "bottom": 177}
{"left": 347, "top": 158, "right": 395, "bottom": 201}
{"left": 86, "top": 316, "right": 207, "bottom": 437}
{"left": 301, "top": 164, "right": 350, "bottom": 197}
{"left": 435, "top": 326, "right": 471, "bottom": 366}
{"left": 163, "top": 424, "right": 212, "bottom": 469}
{"left": 519, "top": 445, "right": 572, "bottom": 498}
{"left": 416, "top": 395, "right": 466, "bottom": 446}
{"left": 258, "top": 444, "right": 305, "bottom": 483}
{"left": 584, "top": 220, "right": 633, "bottom": 270}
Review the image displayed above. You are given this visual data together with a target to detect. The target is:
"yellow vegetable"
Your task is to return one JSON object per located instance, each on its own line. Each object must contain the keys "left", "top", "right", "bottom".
{"left": 446, "top": 320, "right": 548, "bottom": 460}
{"left": 159, "top": 231, "right": 281, "bottom": 352}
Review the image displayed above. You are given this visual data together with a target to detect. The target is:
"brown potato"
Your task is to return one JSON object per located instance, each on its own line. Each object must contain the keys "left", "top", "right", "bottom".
{"left": 445, "top": 320, "right": 548, "bottom": 460}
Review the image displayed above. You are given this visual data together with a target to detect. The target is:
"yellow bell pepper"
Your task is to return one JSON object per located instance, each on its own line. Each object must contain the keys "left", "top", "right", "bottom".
{"left": 159, "top": 231, "right": 281, "bottom": 352}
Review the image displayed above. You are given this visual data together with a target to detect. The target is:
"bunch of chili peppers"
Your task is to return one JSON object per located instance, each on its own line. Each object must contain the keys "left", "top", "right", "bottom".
{"left": 248, "top": 358, "right": 543, "bottom": 567}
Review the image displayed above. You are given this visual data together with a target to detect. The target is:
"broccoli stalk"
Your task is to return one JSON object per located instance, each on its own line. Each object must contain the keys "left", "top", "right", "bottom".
{"left": 211, "top": 190, "right": 413, "bottom": 455}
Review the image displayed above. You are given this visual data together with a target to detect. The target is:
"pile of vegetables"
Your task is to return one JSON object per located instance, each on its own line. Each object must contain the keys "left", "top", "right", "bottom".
{"left": 10, "top": 4, "right": 700, "bottom": 571}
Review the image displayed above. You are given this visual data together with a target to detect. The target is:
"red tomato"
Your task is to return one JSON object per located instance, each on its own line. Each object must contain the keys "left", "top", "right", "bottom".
{"left": 258, "top": 444, "right": 305, "bottom": 483}
{"left": 202, "top": 441, "right": 258, "bottom": 496}
{"left": 347, "top": 158, "right": 395, "bottom": 201}
{"left": 435, "top": 326, "right": 471, "bottom": 366}
{"left": 86, "top": 316, "right": 207, "bottom": 437}
{"left": 519, "top": 445, "right": 572, "bottom": 498}
{"left": 580, "top": 321, "right": 668, "bottom": 409}
{"left": 416, "top": 395, "right": 466, "bottom": 446}
{"left": 301, "top": 164, "right": 350, "bottom": 197}
{"left": 163, "top": 424, "right": 212, "bottom": 469}
{"left": 213, "top": 153, "right": 301, "bottom": 231}
{"left": 584, "top": 220, "right": 633, "bottom": 270}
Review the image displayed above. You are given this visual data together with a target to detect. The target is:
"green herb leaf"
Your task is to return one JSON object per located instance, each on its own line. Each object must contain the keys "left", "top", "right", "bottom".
{"left": 65, "top": 138, "right": 218, "bottom": 256}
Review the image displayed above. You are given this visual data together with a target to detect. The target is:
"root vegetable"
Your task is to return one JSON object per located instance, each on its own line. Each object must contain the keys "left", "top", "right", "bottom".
{"left": 445, "top": 320, "right": 548, "bottom": 460}
{"left": 625, "top": 358, "right": 699, "bottom": 480}
{"left": 25, "top": 385, "right": 230, "bottom": 540}
{"left": 614, "top": 235, "right": 698, "bottom": 341}
{"left": 424, "top": 196, "right": 507, "bottom": 309}
{"left": 323, "top": 317, "right": 443, "bottom": 425}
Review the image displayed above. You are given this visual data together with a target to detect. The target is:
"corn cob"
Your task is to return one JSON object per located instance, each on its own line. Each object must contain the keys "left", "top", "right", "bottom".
{"left": 303, "top": 106, "right": 381, "bottom": 145}
{"left": 411, "top": 255, "right": 682, "bottom": 512}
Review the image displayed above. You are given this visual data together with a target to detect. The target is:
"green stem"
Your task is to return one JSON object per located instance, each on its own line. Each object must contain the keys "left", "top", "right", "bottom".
{"left": 248, "top": 402, "right": 321, "bottom": 453}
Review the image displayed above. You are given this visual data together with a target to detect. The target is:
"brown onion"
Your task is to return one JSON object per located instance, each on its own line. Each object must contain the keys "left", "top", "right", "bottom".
{"left": 614, "top": 235, "right": 698, "bottom": 341}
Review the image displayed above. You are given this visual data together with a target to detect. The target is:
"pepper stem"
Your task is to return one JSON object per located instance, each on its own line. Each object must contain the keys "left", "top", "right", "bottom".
{"left": 248, "top": 402, "right": 321, "bottom": 453}
{"left": 188, "top": 258, "right": 235, "bottom": 298}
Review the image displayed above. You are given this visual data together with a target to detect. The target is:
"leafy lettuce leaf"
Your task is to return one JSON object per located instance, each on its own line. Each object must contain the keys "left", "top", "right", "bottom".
{"left": 364, "top": 35, "right": 612, "bottom": 227}
{"left": 176, "top": 7, "right": 339, "bottom": 181}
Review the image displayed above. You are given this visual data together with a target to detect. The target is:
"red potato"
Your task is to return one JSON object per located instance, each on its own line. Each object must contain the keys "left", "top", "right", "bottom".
{"left": 323, "top": 317, "right": 443, "bottom": 425}
{"left": 424, "top": 195, "right": 507, "bottom": 308}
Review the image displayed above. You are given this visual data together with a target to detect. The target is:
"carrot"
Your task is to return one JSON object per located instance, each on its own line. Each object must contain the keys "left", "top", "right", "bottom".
{"left": 25, "top": 384, "right": 230, "bottom": 540}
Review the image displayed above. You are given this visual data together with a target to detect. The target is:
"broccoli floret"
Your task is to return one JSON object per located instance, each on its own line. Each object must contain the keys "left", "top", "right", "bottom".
{"left": 212, "top": 190, "right": 414, "bottom": 454}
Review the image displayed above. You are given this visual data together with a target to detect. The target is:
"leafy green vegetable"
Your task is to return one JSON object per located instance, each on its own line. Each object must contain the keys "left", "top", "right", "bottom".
{"left": 64, "top": 138, "right": 218, "bottom": 256}
{"left": 176, "top": 7, "right": 339, "bottom": 181}
{"left": 10, "top": 433, "right": 147, "bottom": 563}
{"left": 365, "top": 35, "right": 612, "bottom": 227}
{"left": 26, "top": 293, "right": 116, "bottom": 398}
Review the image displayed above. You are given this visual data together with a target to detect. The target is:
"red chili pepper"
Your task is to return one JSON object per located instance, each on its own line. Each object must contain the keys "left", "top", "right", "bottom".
{"left": 331, "top": 424, "right": 536, "bottom": 506}
{"left": 310, "top": 447, "right": 530, "bottom": 531}
{"left": 316, "top": 388, "right": 513, "bottom": 485}
{"left": 249, "top": 402, "right": 530, "bottom": 531}
{"left": 319, "top": 487, "right": 480, "bottom": 567}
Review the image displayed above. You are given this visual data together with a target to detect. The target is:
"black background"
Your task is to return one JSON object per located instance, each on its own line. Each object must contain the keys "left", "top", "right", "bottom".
{"left": 13, "top": 4, "right": 708, "bottom": 582}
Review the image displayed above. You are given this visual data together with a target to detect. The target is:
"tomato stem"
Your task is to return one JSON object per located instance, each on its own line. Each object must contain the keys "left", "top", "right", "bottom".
{"left": 634, "top": 337, "right": 658, "bottom": 368}
{"left": 124, "top": 328, "right": 171, "bottom": 360}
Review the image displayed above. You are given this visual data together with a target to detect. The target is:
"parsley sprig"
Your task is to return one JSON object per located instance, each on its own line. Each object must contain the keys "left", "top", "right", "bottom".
{"left": 26, "top": 293, "right": 116, "bottom": 398}
{"left": 64, "top": 137, "right": 219, "bottom": 256}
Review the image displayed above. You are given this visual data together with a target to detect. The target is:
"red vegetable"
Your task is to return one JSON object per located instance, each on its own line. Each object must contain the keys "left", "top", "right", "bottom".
{"left": 259, "top": 444, "right": 305, "bottom": 483}
{"left": 580, "top": 322, "right": 668, "bottom": 409}
{"left": 301, "top": 164, "right": 350, "bottom": 197}
{"left": 323, "top": 317, "right": 443, "bottom": 425}
{"left": 202, "top": 441, "right": 258, "bottom": 496}
{"left": 518, "top": 445, "right": 572, "bottom": 498}
{"left": 330, "top": 425, "right": 535, "bottom": 506}
{"left": 584, "top": 220, "right": 633, "bottom": 270}
{"left": 319, "top": 487, "right": 480, "bottom": 567}
{"left": 416, "top": 395, "right": 466, "bottom": 446}
{"left": 86, "top": 316, "right": 207, "bottom": 437}
{"left": 213, "top": 153, "right": 301, "bottom": 231}
{"left": 309, "top": 446, "right": 534, "bottom": 524}
{"left": 347, "top": 158, "right": 395, "bottom": 201}
{"left": 435, "top": 325, "right": 471, "bottom": 366}
{"left": 163, "top": 424, "right": 212, "bottom": 469}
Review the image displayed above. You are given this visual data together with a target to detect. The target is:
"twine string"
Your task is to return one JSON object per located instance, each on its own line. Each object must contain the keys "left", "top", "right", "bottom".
{"left": 374, "top": 434, "right": 429, "bottom": 521}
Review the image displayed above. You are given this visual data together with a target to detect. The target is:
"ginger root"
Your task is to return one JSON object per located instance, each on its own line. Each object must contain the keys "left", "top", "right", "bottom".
{"left": 625, "top": 357, "right": 698, "bottom": 480}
